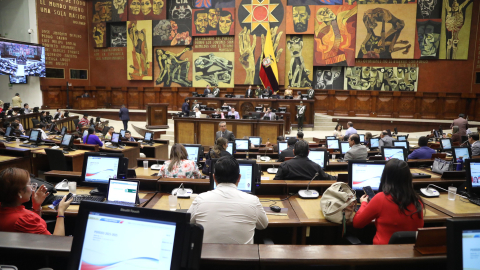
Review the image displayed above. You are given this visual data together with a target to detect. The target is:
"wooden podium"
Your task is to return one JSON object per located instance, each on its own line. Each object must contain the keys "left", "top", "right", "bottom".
{"left": 74, "top": 98, "right": 97, "bottom": 109}
{"left": 146, "top": 103, "right": 169, "bottom": 129}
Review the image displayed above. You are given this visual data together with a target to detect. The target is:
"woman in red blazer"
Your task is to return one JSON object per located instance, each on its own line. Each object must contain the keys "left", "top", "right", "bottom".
{"left": 353, "top": 159, "right": 425, "bottom": 245}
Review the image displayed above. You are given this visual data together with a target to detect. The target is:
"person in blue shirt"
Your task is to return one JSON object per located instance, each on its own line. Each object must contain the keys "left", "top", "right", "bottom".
{"left": 344, "top": 121, "right": 357, "bottom": 138}
{"left": 124, "top": 130, "right": 136, "bottom": 142}
{"left": 182, "top": 99, "right": 190, "bottom": 115}
{"left": 408, "top": 136, "right": 436, "bottom": 160}
{"left": 83, "top": 127, "right": 103, "bottom": 147}
{"left": 227, "top": 107, "right": 240, "bottom": 119}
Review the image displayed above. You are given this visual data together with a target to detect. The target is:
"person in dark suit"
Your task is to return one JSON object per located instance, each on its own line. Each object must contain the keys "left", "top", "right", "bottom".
{"left": 81, "top": 91, "right": 90, "bottom": 98}
{"left": 278, "top": 137, "right": 296, "bottom": 162}
{"left": 204, "top": 85, "right": 211, "bottom": 95}
{"left": 209, "top": 137, "right": 232, "bottom": 158}
{"left": 263, "top": 86, "right": 272, "bottom": 97}
{"left": 450, "top": 114, "right": 468, "bottom": 136}
{"left": 182, "top": 99, "right": 190, "bottom": 115}
{"left": 215, "top": 121, "right": 235, "bottom": 141}
{"left": 468, "top": 133, "right": 480, "bottom": 156}
{"left": 245, "top": 85, "right": 254, "bottom": 98}
{"left": 119, "top": 104, "right": 130, "bottom": 131}
{"left": 450, "top": 126, "right": 461, "bottom": 145}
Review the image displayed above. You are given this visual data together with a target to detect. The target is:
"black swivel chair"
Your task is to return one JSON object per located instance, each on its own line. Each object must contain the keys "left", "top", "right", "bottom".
{"left": 44, "top": 148, "right": 71, "bottom": 171}
{"left": 102, "top": 126, "right": 110, "bottom": 136}
{"left": 73, "top": 119, "right": 80, "bottom": 129}
{"left": 31, "top": 118, "right": 40, "bottom": 128}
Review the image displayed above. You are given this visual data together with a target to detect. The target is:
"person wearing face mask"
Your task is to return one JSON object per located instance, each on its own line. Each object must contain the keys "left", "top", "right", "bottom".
{"left": 0, "top": 168, "right": 73, "bottom": 235}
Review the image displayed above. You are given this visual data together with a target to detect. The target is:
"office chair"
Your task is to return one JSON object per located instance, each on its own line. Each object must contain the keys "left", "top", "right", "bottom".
{"left": 388, "top": 231, "right": 417, "bottom": 244}
{"left": 45, "top": 148, "right": 71, "bottom": 171}
{"left": 73, "top": 119, "right": 80, "bottom": 129}
{"left": 31, "top": 118, "right": 40, "bottom": 128}
{"left": 102, "top": 126, "right": 110, "bottom": 136}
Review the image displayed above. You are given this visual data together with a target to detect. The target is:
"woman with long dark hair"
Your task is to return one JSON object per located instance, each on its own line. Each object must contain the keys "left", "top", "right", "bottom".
{"left": 333, "top": 124, "right": 343, "bottom": 139}
{"left": 209, "top": 137, "right": 231, "bottom": 158}
{"left": 159, "top": 144, "right": 201, "bottom": 179}
{"left": 353, "top": 159, "right": 424, "bottom": 245}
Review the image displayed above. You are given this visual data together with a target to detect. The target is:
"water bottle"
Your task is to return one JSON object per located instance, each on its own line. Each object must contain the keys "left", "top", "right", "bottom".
{"left": 456, "top": 157, "right": 464, "bottom": 171}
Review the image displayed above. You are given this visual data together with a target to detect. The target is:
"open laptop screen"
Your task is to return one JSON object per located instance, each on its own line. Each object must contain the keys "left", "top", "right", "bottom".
{"left": 107, "top": 180, "right": 138, "bottom": 204}
{"left": 78, "top": 212, "right": 176, "bottom": 269}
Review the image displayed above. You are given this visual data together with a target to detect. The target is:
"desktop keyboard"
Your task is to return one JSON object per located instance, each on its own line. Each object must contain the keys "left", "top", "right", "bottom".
{"left": 52, "top": 195, "right": 105, "bottom": 205}
{"left": 105, "top": 145, "right": 118, "bottom": 149}
{"left": 142, "top": 143, "right": 153, "bottom": 146}
{"left": 20, "top": 144, "right": 37, "bottom": 148}
{"left": 468, "top": 197, "right": 480, "bottom": 207}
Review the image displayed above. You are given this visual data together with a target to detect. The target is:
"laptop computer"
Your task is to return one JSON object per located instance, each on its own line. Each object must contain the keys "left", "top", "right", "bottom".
{"left": 106, "top": 179, "right": 140, "bottom": 207}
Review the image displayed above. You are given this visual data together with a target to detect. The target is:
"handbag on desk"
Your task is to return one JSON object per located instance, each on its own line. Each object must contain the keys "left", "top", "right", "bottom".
{"left": 432, "top": 158, "right": 453, "bottom": 174}
{"left": 320, "top": 182, "right": 356, "bottom": 234}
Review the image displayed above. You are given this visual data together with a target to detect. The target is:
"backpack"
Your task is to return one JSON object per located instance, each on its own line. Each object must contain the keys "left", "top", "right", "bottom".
{"left": 202, "top": 151, "right": 213, "bottom": 175}
{"left": 320, "top": 182, "right": 357, "bottom": 234}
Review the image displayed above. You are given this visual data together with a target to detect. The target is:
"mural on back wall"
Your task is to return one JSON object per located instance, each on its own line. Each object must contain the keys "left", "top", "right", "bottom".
{"left": 128, "top": 0, "right": 167, "bottom": 20}
{"left": 152, "top": 19, "right": 192, "bottom": 46}
{"left": 193, "top": 52, "right": 234, "bottom": 87}
{"left": 111, "top": 0, "right": 128, "bottom": 21}
{"left": 93, "top": 22, "right": 107, "bottom": 48}
{"left": 357, "top": 0, "right": 416, "bottom": 3}
{"left": 93, "top": 0, "right": 112, "bottom": 22}
{"left": 356, "top": 4, "right": 416, "bottom": 59}
{"left": 414, "top": 19, "right": 441, "bottom": 59}
{"left": 192, "top": 8, "right": 235, "bottom": 36}
{"left": 287, "top": 0, "right": 343, "bottom": 4}
{"left": 417, "top": 0, "right": 443, "bottom": 19}
{"left": 195, "top": 0, "right": 236, "bottom": 8}
{"left": 344, "top": 66, "right": 419, "bottom": 91}
{"left": 285, "top": 35, "right": 313, "bottom": 88}
{"left": 154, "top": 46, "right": 192, "bottom": 87}
{"left": 127, "top": 20, "right": 153, "bottom": 80}
{"left": 109, "top": 23, "right": 128, "bottom": 47}
{"left": 314, "top": 4, "right": 357, "bottom": 66}
{"left": 313, "top": 66, "right": 344, "bottom": 89}
{"left": 439, "top": 0, "right": 472, "bottom": 60}
{"left": 286, "top": 5, "right": 315, "bottom": 34}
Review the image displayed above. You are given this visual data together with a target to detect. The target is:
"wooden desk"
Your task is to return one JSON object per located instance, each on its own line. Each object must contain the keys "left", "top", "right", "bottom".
{"left": 0, "top": 155, "right": 30, "bottom": 172}
{"left": 146, "top": 103, "right": 169, "bottom": 129}
{"left": 422, "top": 193, "right": 480, "bottom": 217}
{"left": 74, "top": 98, "right": 97, "bottom": 109}
{"left": 53, "top": 116, "right": 79, "bottom": 132}
{"left": 0, "top": 112, "right": 40, "bottom": 130}
{"left": 174, "top": 117, "right": 285, "bottom": 146}
{"left": 32, "top": 148, "right": 90, "bottom": 172}
{"left": 41, "top": 187, "right": 156, "bottom": 217}
{"left": 100, "top": 145, "right": 140, "bottom": 168}
{"left": 186, "top": 96, "right": 314, "bottom": 129}
{"left": 141, "top": 143, "right": 168, "bottom": 159}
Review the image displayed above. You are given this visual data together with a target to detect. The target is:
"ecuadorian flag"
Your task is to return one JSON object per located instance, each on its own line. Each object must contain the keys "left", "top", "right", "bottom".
{"left": 259, "top": 25, "right": 279, "bottom": 91}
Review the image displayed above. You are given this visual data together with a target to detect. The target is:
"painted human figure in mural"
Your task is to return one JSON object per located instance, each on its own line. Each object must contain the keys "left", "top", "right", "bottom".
{"left": 128, "top": 22, "right": 149, "bottom": 78}
{"left": 287, "top": 36, "right": 312, "bottom": 88}
{"left": 130, "top": 0, "right": 141, "bottom": 15}
{"left": 93, "top": 24, "right": 106, "bottom": 47}
{"left": 112, "top": 0, "right": 127, "bottom": 21}
{"left": 418, "top": 22, "right": 440, "bottom": 57}
{"left": 218, "top": 10, "right": 233, "bottom": 35}
{"left": 140, "top": 0, "right": 152, "bottom": 16}
{"left": 444, "top": 0, "right": 471, "bottom": 59}
{"left": 194, "top": 53, "right": 233, "bottom": 86}
{"left": 207, "top": 8, "right": 221, "bottom": 31}
{"left": 155, "top": 48, "right": 191, "bottom": 86}
{"left": 292, "top": 6, "right": 310, "bottom": 33}
{"left": 358, "top": 8, "right": 411, "bottom": 59}
{"left": 194, "top": 10, "right": 209, "bottom": 33}
{"left": 153, "top": 0, "right": 164, "bottom": 15}
{"left": 418, "top": 0, "right": 438, "bottom": 18}
{"left": 93, "top": 1, "right": 112, "bottom": 22}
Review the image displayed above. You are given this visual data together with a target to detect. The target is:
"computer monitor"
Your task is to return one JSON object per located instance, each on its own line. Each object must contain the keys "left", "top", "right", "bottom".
{"left": 4, "top": 126, "right": 12, "bottom": 137}
{"left": 393, "top": 140, "right": 410, "bottom": 150}
{"left": 396, "top": 135, "right": 407, "bottom": 141}
{"left": 107, "top": 179, "right": 139, "bottom": 204}
{"left": 359, "top": 134, "right": 365, "bottom": 143}
{"left": 381, "top": 147, "right": 408, "bottom": 161}
{"left": 301, "top": 94, "right": 309, "bottom": 99}
{"left": 249, "top": 136, "right": 262, "bottom": 147}
{"left": 286, "top": 136, "right": 297, "bottom": 141}
{"left": 235, "top": 139, "right": 250, "bottom": 151}
{"left": 326, "top": 139, "right": 340, "bottom": 150}
{"left": 29, "top": 130, "right": 41, "bottom": 145}
{"left": 340, "top": 141, "right": 351, "bottom": 155}
{"left": 226, "top": 142, "right": 235, "bottom": 155}
{"left": 278, "top": 142, "right": 288, "bottom": 154}
{"left": 111, "top": 133, "right": 120, "bottom": 146}
{"left": 210, "top": 159, "right": 256, "bottom": 194}
{"left": 68, "top": 201, "right": 199, "bottom": 270}
{"left": 278, "top": 107, "right": 287, "bottom": 113}
{"left": 81, "top": 152, "right": 125, "bottom": 195}
{"left": 370, "top": 138, "right": 380, "bottom": 149}
{"left": 348, "top": 160, "right": 387, "bottom": 191}
{"left": 464, "top": 159, "right": 480, "bottom": 195}
{"left": 182, "top": 144, "right": 202, "bottom": 163}
{"left": 82, "top": 130, "right": 88, "bottom": 139}
{"left": 325, "top": 136, "right": 336, "bottom": 140}
{"left": 440, "top": 138, "right": 452, "bottom": 151}
{"left": 433, "top": 130, "right": 440, "bottom": 138}
{"left": 446, "top": 218, "right": 480, "bottom": 270}
{"left": 453, "top": 147, "right": 472, "bottom": 162}
{"left": 60, "top": 134, "right": 74, "bottom": 151}
{"left": 308, "top": 148, "right": 329, "bottom": 169}
{"left": 60, "top": 126, "right": 67, "bottom": 136}
{"left": 255, "top": 107, "right": 263, "bottom": 112}
{"left": 211, "top": 114, "right": 221, "bottom": 119}
{"left": 221, "top": 106, "right": 229, "bottom": 111}
{"left": 120, "top": 129, "right": 126, "bottom": 138}
{"left": 144, "top": 132, "right": 153, "bottom": 144}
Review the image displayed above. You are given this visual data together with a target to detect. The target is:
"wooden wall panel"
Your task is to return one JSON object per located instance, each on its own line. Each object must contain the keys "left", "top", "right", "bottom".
{"left": 420, "top": 96, "right": 438, "bottom": 119}
{"left": 160, "top": 91, "right": 174, "bottom": 110}
{"left": 177, "top": 122, "right": 194, "bottom": 144}
{"left": 128, "top": 91, "right": 140, "bottom": 109}
{"left": 199, "top": 123, "right": 215, "bottom": 146}
{"left": 398, "top": 96, "right": 415, "bottom": 118}
{"left": 353, "top": 93, "right": 371, "bottom": 117}
{"left": 258, "top": 125, "right": 278, "bottom": 145}
{"left": 333, "top": 95, "right": 349, "bottom": 116}
{"left": 376, "top": 95, "right": 393, "bottom": 118}
{"left": 111, "top": 90, "right": 125, "bottom": 108}
{"left": 236, "top": 124, "right": 252, "bottom": 140}
{"left": 144, "top": 92, "right": 157, "bottom": 109}
{"left": 96, "top": 90, "right": 109, "bottom": 108}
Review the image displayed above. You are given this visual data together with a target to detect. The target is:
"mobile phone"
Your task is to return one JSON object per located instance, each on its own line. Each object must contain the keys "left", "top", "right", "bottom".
{"left": 65, "top": 193, "right": 74, "bottom": 201}
{"left": 363, "top": 186, "right": 376, "bottom": 200}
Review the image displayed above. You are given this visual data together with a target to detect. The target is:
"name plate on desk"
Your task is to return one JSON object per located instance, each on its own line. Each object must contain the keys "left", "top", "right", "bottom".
{"left": 441, "top": 171, "right": 465, "bottom": 180}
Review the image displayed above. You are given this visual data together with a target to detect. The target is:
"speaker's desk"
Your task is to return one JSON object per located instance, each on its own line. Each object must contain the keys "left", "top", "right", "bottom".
{"left": 174, "top": 117, "right": 286, "bottom": 146}
{"left": 422, "top": 193, "right": 480, "bottom": 218}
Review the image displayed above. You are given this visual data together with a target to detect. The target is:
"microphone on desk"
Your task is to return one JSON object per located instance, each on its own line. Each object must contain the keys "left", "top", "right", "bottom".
{"left": 261, "top": 141, "right": 270, "bottom": 161}
{"left": 298, "top": 172, "right": 320, "bottom": 199}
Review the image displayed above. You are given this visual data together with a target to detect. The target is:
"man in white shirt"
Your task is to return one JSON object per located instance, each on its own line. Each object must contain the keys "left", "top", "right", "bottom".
{"left": 23, "top": 103, "right": 31, "bottom": 113}
{"left": 188, "top": 156, "right": 268, "bottom": 244}
{"left": 228, "top": 107, "right": 240, "bottom": 119}
{"left": 37, "top": 123, "right": 49, "bottom": 140}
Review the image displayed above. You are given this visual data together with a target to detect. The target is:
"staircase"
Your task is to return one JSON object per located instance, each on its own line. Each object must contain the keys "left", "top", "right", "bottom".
{"left": 313, "top": 114, "right": 337, "bottom": 131}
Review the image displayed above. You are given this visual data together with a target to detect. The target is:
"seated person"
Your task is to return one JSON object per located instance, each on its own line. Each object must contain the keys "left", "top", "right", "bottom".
{"left": 450, "top": 126, "right": 461, "bottom": 145}
{"left": 158, "top": 144, "right": 202, "bottom": 179}
{"left": 222, "top": 103, "right": 231, "bottom": 111}
{"left": 263, "top": 107, "right": 276, "bottom": 120}
{"left": 188, "top": 156, "right": 268, "bottom": 244}
{"left": 195, "top": 107, "right": 202, "bottom": 118}
{"left": 37, "top": 123, "right": 50, "bottom": 140}
{"left": 278, "top": 137, "right": 296, "bottom": 162}
{"left": 53, "top": 109, "right": 61, "bottom": 120}
{"left": 104, "top": 126, "right": 114, "bottom": 140}
{"left": 379, "top": 130, "right": 395, "bottom": 150}
{"left": 333, "top": 124, "right": 343, "bottom": 139}
{"left": 123, "top": 130, "right": 136, "bottom": 142}
{"left": 78, "top": 114, "right": 90, "bottom": 129}
{"left": 297, "top": 131, "right": 304, "bottom": 140}
{"left": 213, "top": 108, "right": 225, "bottom": 119}
{"left": 0, "top": 122, "right": 11, "bottom": 135}
{"left": 408, "top": 136, "right": 435, "bottom": 159}
{"left": 83, "top": 127, "right": 104, "bottom": 147}
{"left": 271, "top": 136, "right": 284, "bottom": 151}
{"left": 13, "top": 118, "right": 24, "bottom": 134}
{"left": 344, "top": 134, "right": 368, "bottom": 161}
{"left": 274, "top": 140, "right": 336, "bottom": 180}
{"left": 227, "top": 107, "right": 240, "bottom": 119}
{"left": 284, "top": 87, "right": 293, "bottom": 97}
{"left": 209, "top": 137, "right": 232, "bottom": 158}
{"left": 11, "top": 122, "right": 23, "bottom": 136}
{"left": 39, "top": 111, "right": 47, "bottom": 123}
{"left": 294, "top": 91, "right": 302, "bottom": 99}
{"left": 0, "top": 167, "right": 73, "bottom": 235}
{"left": 468, "top": 132, "right": 480, "bottom": 156}
{"left": 353, "top": 159, "right": 424, "bottom": 245}
{"left": 23, "top": 103, "right": 31, "bottom": 114}
{"left": 6, "top": 106, "right": 16, "bottom": 117}
{"left": 365, "top": 132, "right": 373, "bottom": 148}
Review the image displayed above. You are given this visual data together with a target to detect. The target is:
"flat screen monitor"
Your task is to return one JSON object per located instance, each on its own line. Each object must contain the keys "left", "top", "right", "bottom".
{"left": 0, "top": 41, "right": 46, "bottom": 77}
{"left": 221, "top": 106, "right": 229, "bottom": 111}
{"left": 340, "top": 141, "right": 351, "bottom": 154}
{"left": 83, "top": 130, "right": 88, "bottom": 139}
{"left": 60, "top": 134, "right": 73, "bottom": 148}
{"left": 396, "top": 135, "right": 407, "bottom": 141}
{"left": 359, "top": 134, "right": 365, "bottom": 143}
{"left": 308, "top": 149, "right": 328, "bottom": 169}
{"left": 107, "top": 179, "right": 139, "bottom": 204}
{"left": 68, "top": 201, "right": 189, "bottom": 270}
{"left": 249, "top": 136, "right": 261, "bottom": 146}
{"left": 120, "top": 129, "right": 126, "bottom": 138}
{"left": 144, "top": 132, "right": 153, "bottom": 142}
{"left": 211, "top": 160, "right": 256, "bottom": 194}
{"left": 446, "top": 218, "right": 480, "bottom": 270}
{"left": 453, "top": 147, "right": 472, "bottom": 162}
{"left": 60, "top": 126, "right": 67, "bottom": 136}
{"left": 255, "top": 107, "right": 263, "bottom": 112}
{"left": 278, "top": 107, "right": 287, "bottom": 113}
{"left": 29, "top": 130, "right": 40, "bottom": 143}
{"left": 4, "top": 126, "right": 12, "bottom": 137}
{"left": 327, "top": 139, "right": 340, "bottom": 150}
{"left": 464, "top": 159, "right": 480, "bottom": 194}
{"left": 370, "top": 138, "right": 380, "bottom": 149}
{"left": 226, "top": 142, "right": 235, "bottom": 155}
{"left": 434, "top": 130, "right": 439, "bottom": 138}
{"left": 440, "top": 138, "right": 452, "bottom": 150}
{"left": 382, "top": 147, "right": 408, "bottom": 161}
{"left": 9, "top": 75, "right": 27, "bottom": 84}
{"left": 235, "top": 139, "right": 250, "bottom": 151}
{"left": 81, "top": 152, "right": 123, "bottom": 185}
{"left": 348, "top": 160, "right": 387, "bottom": 191}
{"left": 182, "top": 144, "right": 201, "bottom": 163}
{"left": 278, "top": 142, "right": 288, "bottom": 154}
{"left": 393, "top": 140, "right": 409, "bottom": 150}
{"left": 111, "top": 133, "right": 120, "bottom": 144}
{"left": 286, "top": 136, "right": 297, "bottom": 141}
{"left": 325, "top": 136, "right": 336, "bottom": 140}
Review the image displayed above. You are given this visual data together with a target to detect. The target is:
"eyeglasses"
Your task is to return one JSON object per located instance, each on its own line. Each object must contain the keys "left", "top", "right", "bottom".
{"left": 26, "top": 182, "right": 38, "bottom": 192}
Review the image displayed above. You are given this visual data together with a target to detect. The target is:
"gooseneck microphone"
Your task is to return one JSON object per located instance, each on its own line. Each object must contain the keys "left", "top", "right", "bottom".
{"left": 299, "top": 172, "right": 320, "bottom": 199}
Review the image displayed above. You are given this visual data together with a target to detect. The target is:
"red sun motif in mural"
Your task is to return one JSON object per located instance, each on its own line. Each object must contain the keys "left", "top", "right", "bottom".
{"left": 242, "top": 0, "right": 279, "bottom": 32}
